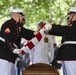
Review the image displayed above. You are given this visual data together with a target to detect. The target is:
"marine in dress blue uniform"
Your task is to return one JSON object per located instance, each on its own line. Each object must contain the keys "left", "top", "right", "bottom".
{"left": 0, "top": 8, "right": 34, "bottom": 75}
{"left": 45, "top": 7, "right": 76, "bottom": 75}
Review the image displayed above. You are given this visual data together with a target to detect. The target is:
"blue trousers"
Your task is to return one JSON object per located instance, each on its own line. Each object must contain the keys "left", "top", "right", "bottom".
{"left": 62, "top": 61, "right": 76, "bottom": 75}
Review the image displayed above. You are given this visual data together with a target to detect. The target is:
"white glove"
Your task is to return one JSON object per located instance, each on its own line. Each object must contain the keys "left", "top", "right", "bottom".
{"left": 34, "top": 31, "right": 38, "bottom": 35}
{"left": 13, "top": 48, "right": 21, "bottom": 54}
{"left": 57, "top": 61, "right": 62, "bottom": 64}
{"left": 13, "top": 49, "right": 26, "bottom": 57}
{"left": 44, "top": 23, "right": 52, "bottom": 31}
{"left": 18, "top": 53, "right": 23, "bottom": 57}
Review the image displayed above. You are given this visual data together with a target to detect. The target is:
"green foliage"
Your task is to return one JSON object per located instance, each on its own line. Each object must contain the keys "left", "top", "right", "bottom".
{"left": 0, "top": 0, "right": 76, "bottom": 29}
{"left": 0, "top": 0, "right": 76, "bottom": 26}
{"left": 0, "top": 0, "right": 76, "bottom": 44}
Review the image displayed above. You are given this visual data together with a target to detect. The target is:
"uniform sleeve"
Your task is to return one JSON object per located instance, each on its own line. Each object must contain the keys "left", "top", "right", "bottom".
{"left": 49, "top": 24, "right": 76, "bottom": 36}
{"left": 2, "top": 22, "right": 17, "bottom": 51}
{"left": 21, "top": 27, "right": 35, "bottom": 40}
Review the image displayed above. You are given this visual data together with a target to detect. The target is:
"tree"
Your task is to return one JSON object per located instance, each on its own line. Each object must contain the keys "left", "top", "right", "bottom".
{"left": 0, "top": 0, "right": 76, "bottom": 29}
{"left": 0, "top": 0, "right": 76, "bottom": 44}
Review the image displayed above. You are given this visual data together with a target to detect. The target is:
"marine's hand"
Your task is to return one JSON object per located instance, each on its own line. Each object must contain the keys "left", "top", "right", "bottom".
{"left": 34, "top": 31, "right": 38, "bottom": 35}
{"left": 13, "top": 48, "right": 21, "bottom": 54}
{"left": 44, "top": 23, "right": 52, "bottom": 31}
{"left": 18, "top": 53, "right": 23, "bottom": 57}
{"left": 13, "top": 48, "right": 26, "bottom": 57}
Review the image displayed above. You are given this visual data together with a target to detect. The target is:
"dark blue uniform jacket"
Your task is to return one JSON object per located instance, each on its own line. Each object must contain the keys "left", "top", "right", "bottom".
{"left": 49, "top": 21, "right": 76, "bottom": 60}
{"left": 0, "top": 18, "right": 34, "bottom": 63}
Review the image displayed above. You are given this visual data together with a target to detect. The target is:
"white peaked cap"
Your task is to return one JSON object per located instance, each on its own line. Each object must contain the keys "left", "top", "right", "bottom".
{"left": 12, "top": 8, "right": 24, "bottom": 13}
{"left": 69, "top": 7, "right": 76, "bottom": 12}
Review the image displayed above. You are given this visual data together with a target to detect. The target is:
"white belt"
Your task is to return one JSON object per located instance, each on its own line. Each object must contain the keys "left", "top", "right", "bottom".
{"left": 62, "top": 41, "right": 76, "bottom": 45}
{"left": 0, "top": 37, "right": 18, "bottom": 48}
{"left": 0, "top": 37, "right": 5, "bottom": 42}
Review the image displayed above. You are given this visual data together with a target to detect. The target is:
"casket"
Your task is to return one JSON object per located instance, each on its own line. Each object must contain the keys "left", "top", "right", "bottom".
{"left": 22, "top": 63, "right": 59, "bottom": 75}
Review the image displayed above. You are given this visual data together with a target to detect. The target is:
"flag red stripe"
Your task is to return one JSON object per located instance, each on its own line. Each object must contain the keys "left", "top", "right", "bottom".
{"left": 21, "top": 50, "right": 26, "bottom": 54}
{"left": 35, "top": 32, "right": 42, "bottom": 41}
{"left": 26, "top": 41, "right": 34, "bottom": 49}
